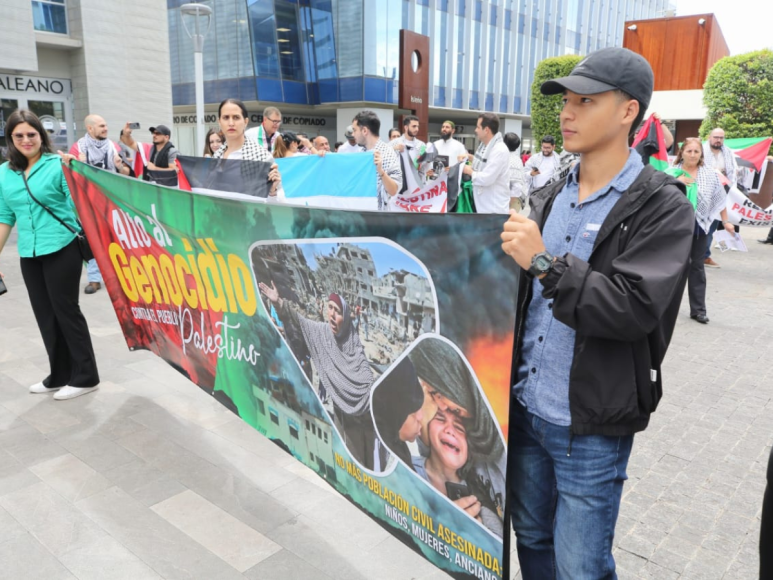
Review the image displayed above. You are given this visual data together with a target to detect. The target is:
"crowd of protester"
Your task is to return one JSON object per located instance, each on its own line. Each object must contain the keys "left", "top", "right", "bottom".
{"left": 1, "top": 44, "right": 771, "bottom": 580}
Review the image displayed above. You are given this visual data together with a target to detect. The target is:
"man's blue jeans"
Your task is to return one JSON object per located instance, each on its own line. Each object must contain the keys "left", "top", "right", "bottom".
{"left": 86, "top": 259, "right": 102, "bottom": 283}
{"left": 509, "top": 401, "right": 634, "bottom": 580}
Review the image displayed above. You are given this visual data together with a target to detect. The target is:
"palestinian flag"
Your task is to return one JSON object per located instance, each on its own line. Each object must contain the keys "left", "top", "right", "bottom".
{"left": 177, "top": 155, "right": 272, "bottom": 200}
{"left": 723, "top": 138, "right": 772, "bottom": 172}
{"left": 632, "top": 114, "right": 669, "bottom": 171}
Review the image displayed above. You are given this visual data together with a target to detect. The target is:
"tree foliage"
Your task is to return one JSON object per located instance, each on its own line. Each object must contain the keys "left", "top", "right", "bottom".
{"left": 530, "top": 55, "right": 583, "bottom": 151}
{"left": 700, "top": 49, "right": 773, "bottom": 148}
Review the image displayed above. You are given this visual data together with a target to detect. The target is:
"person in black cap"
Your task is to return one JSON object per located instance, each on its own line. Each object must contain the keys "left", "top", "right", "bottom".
{"left": 120, "top": 123, "right": 179, "bottom": 179}
{"left": 372, "top": 356, "right": 425, "bottom": 471}
{"left": 500, "top": 47, "right": 695, "bottom": 578}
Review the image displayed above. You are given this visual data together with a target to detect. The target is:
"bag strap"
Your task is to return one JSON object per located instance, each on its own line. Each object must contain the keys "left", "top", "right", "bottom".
{"left": 21, "top": 172, "right": 79, "bottom": 235}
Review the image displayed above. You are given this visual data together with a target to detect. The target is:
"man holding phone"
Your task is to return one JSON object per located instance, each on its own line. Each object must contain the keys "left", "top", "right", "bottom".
{"left": 524, "top": 135, "right": 558, "bottom": 193}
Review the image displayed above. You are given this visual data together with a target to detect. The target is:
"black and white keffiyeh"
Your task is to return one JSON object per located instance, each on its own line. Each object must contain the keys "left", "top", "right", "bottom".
{"left": 472, "top": 132, "right": 504, "bottom": 173}
{"left": 78, "top": 134, "right": 117, "bottom": 171}
{"left": 702, "top": 143, "right": 737, "bottom": 186}
{"left": 678, "top": 163, "right": 726, "bottom": 233}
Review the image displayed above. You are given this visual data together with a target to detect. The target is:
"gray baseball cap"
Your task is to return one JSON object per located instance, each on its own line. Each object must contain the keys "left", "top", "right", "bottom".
{"left": 540, "top": 47, "right": 654, "bottom": 109}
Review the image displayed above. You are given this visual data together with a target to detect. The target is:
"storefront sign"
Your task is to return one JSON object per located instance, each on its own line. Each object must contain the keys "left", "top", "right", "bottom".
{"left": 0, "top": 75, "right": 71, "bottom": 98}
{"left": 173, "top": 113, "right": 332, "bottom": 128}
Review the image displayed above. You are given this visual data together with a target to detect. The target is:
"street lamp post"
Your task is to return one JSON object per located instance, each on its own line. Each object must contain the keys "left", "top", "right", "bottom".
{"left": 180, "top": 3, "right": 212, "bottom": 154}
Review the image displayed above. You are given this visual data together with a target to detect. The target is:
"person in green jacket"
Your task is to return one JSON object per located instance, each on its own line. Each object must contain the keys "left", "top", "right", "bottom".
{"left": 0, "top": 110, "right": 99, "bottom": 401}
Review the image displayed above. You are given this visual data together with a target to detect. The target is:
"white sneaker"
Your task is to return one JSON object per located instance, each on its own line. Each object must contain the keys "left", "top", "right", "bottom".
{"left": 53, "top": 385, "right": 99, "bottom": 401}
{"left": 29, "top": 382, "right": 62, "bottom": 394}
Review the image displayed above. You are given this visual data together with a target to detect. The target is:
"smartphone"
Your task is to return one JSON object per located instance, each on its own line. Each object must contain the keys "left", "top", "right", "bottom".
{"left": 0, "top": 275, "right": 7, "bottom": 296}
{"left": 445, "top": 481, "right": 471, "bottom": 501}
{"left": 128, "top": 122, "right": 141, "bottom": 130}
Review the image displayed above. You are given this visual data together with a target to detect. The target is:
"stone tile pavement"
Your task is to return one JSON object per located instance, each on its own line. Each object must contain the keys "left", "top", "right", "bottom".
{"left": 0, "top": 226, "right": 771, "bottom": 580}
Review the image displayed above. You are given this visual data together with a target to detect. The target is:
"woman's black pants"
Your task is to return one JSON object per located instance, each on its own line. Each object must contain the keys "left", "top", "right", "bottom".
{"left": 20, "top": 239, "right": 99, "bottom": 388}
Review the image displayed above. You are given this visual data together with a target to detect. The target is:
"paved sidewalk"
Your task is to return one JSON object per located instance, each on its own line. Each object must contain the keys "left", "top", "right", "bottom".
{"left": 0, "top": 227, "right": 771, "bottom": 580}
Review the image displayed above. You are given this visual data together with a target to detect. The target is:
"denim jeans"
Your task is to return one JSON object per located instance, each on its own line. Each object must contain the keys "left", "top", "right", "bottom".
{"left": 509, "top": 401, "right": 634, "bottom": 580}
{"left": 86, "top": 259, "right": 102, "bottom": 283}
{"left": 704, "top": 220, "right": 720, "bottom": 260}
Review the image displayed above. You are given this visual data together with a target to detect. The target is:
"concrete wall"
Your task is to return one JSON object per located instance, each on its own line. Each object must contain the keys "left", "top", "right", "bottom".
{"left": 67, "top": 0, "right": 173, "bottom": 141}
{"left": 0, "top": 0, "right": 38, "bottom": 72}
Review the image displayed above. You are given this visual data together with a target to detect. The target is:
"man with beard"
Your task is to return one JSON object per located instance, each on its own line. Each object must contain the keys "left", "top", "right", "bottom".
{"left": 120, "top": 124, "right": 179, "bottom": 179}
{"left": 392, "top": 115, "right": 425, "bottom": 167}
{"left": 69, "top": 114, "right": 131, "bottom": 295}
{"left": 525, "top": 135, "right": 560, "bottom": 194}
{"left": 433, "top": 120, "right": 467, "bottom": 168}
{"left": 701, "top": 127, "right": 737, "bottom": 268}
{"left": 351, "top": 110, "right": 402, "bottom": 211}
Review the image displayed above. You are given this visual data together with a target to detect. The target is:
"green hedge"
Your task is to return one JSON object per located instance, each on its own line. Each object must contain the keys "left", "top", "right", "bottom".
{"left": 530, "top": 55, "right": 583, "bottom": 151}
{"left": 700, "top": 49, "right": 773, "bottom": 150}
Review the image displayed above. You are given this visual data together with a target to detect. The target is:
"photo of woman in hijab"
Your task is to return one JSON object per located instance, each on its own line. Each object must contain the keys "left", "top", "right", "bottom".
{"left": 259, "top": 281, "right": 377, "bottom": 469}
{"left": 371, "top": 356, "right": 425, "bottom": 472}
{"left": 408, "top": 336, "right": 506, "bottom": 538}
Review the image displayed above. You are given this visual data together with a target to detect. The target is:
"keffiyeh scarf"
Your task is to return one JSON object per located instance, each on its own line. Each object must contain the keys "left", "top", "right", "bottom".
{"left": 78, "top": 134, "right": 116, "bottom": 171}
{"left": 472, "top": 132, "right": 504, "bottom": 173}
{"left": 678, "top": 163, "right": 726, "bottom": 233}
{"left": 703, "top": 143, "right": 736, "bottom": 184}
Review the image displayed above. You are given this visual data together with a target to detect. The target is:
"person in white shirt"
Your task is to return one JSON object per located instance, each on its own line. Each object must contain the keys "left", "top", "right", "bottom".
{"left": 525, "top": 135, "right": 559, "bottom": 193}
{"left": 244, "top": 106, "right": 282, "bottom": 153}
{"left": 433, "top": 120, "right": 468, "bottom": 168}
{"left": 337, "top": 125, "right": 365, "bottom": 153}
{"left": 702, "top": 127, "right": 737, "bottom": 188}
{"left": 503, "top": 132, "right": 527, "bottom": 212}
{"left": 461, "top": 113, "right": 511, "bottom": 214}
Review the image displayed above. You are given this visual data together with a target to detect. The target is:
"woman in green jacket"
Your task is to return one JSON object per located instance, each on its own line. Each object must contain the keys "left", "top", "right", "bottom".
{"left": 0, "top": 110, "right": 99, "bottom": 400}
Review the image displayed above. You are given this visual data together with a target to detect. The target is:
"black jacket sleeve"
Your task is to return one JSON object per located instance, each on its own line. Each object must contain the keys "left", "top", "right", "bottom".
{"left": 540, "top": 190, "right": 694, "bottom": 341}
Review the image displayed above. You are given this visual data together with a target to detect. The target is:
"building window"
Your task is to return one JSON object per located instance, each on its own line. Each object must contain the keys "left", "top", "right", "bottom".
{"left": 270, "top": 410, "right": 279, "bottom": 425}
{"left": 289, "top": 425, "right": 299, "bottom": 439}
{"left": 258, "top": 400, "right": 266, "bottom": 415}
{"left": 32, "top": 0, "right": 67, "bottom": 35}
{"left": 275, "top": 0, "right": 305, "bottom": 82}
{"left": 305, "top": 419, "right": 310, "bottom": 430}
{"left": 323, "top": 432, "right": 328, "bottom": 443}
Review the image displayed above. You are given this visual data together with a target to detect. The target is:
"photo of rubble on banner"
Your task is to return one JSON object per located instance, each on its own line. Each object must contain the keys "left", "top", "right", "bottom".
{"left": 252, "top": 240, "right": 438, "bottom": 472}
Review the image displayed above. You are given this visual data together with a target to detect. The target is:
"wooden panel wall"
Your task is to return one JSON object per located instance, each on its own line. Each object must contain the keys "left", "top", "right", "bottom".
{"left": 623, "top": 14, "right": 729, "bottom": 91}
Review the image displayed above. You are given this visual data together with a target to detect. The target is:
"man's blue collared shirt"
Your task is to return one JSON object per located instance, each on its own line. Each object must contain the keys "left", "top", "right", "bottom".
{"left": 513, "top": 149, "right": 644, "bottom": 426}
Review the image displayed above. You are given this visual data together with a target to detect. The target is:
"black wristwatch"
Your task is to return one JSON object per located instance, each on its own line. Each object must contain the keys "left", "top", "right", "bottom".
{"left": 529, "top": 251, "right": 555, "bottom": 277}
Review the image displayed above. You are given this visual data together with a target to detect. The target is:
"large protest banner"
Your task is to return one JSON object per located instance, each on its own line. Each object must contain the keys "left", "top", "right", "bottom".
{"left": 64, "top": 161, "right": 519, "bottom": 580}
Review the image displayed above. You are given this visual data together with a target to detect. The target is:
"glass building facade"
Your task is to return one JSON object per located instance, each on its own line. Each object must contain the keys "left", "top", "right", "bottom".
{"left": 167, "top": 0, "right": 669, "bottom": 115}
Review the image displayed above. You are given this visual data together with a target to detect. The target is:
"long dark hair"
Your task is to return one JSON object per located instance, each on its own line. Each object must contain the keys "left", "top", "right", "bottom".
{"left": 674, "top": 137, "right": 705, "bottom": 167}
{"left": 203, "top": 128, "right": 224, "bottom": 156}
{"left": 5, "top": 110, "right": 52, "bottom": 171}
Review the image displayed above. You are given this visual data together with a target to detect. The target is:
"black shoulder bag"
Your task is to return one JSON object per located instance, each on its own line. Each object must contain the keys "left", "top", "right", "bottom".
{"left": 21, "top": 173, "right": 94, "bottom": 262}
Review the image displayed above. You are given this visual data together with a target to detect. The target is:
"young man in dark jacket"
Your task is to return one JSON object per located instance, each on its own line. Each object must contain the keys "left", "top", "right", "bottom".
{"left": 501, "top": 47, "right": 694, "bottom": 579}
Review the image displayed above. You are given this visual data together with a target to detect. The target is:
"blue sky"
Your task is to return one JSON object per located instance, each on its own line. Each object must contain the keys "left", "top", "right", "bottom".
{"left": 299, "top": 241, "right": 426, "bottom": 278}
